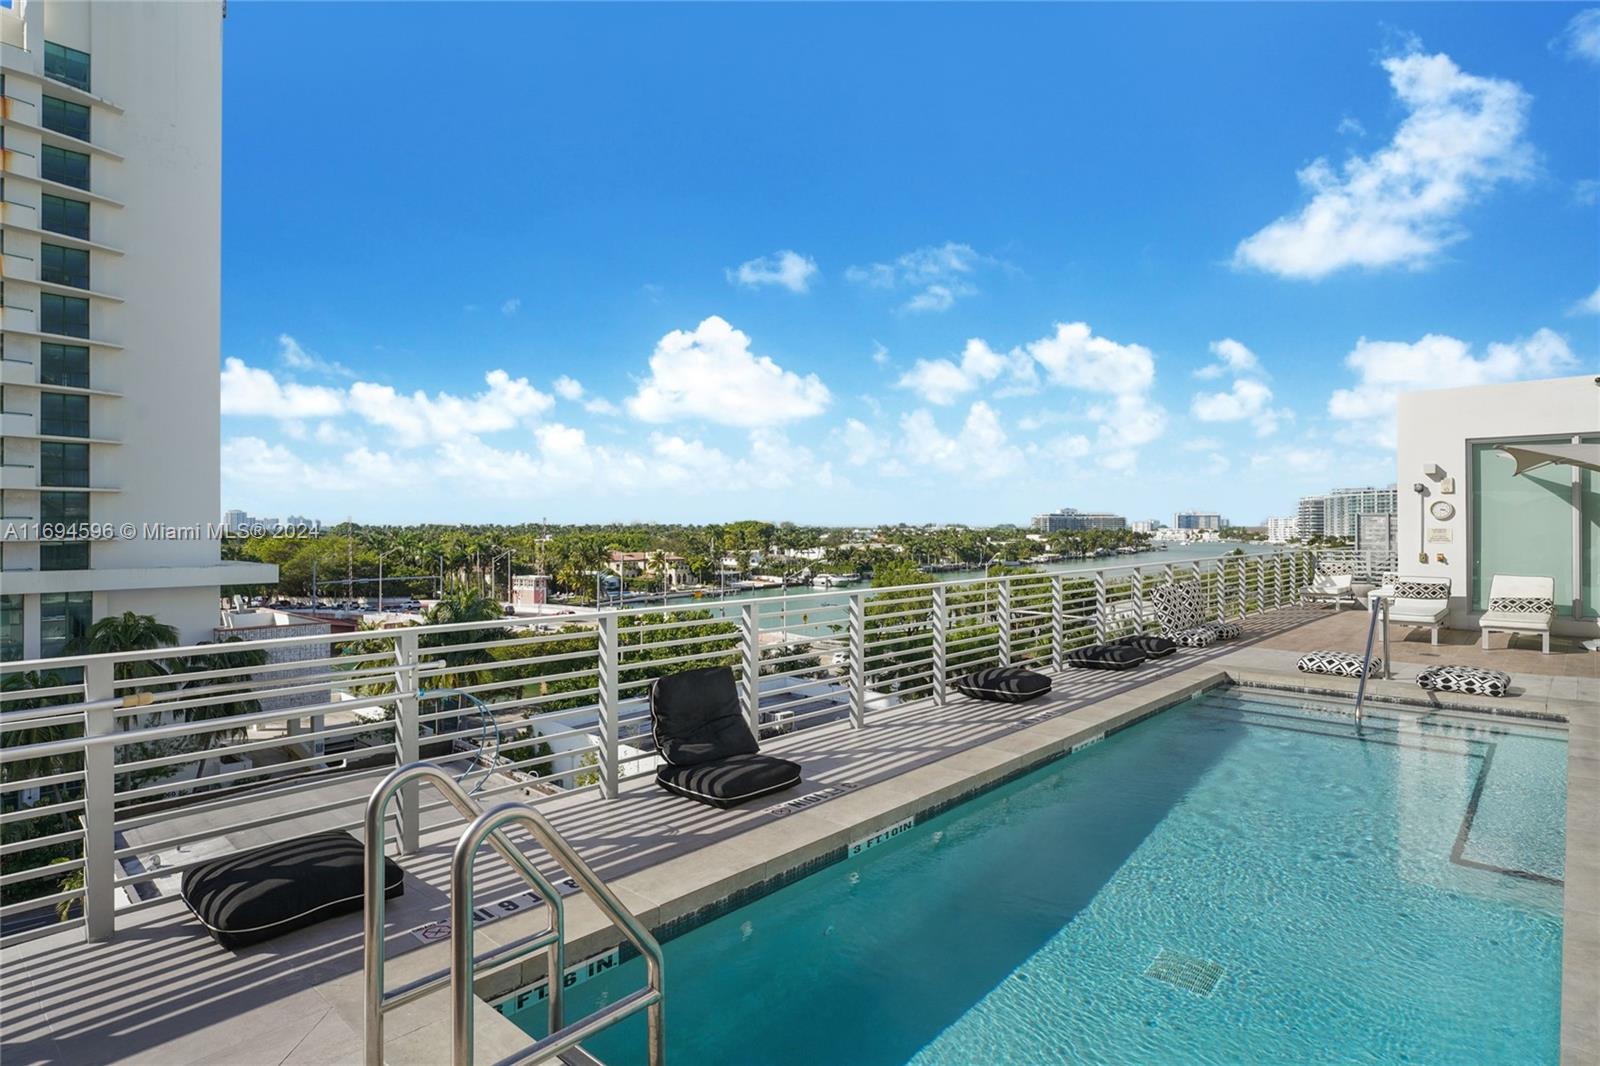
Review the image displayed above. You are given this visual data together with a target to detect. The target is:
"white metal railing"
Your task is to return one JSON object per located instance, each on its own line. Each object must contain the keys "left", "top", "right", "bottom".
{"left": 0, "top": 548, "right": 1315, "bottom": 946}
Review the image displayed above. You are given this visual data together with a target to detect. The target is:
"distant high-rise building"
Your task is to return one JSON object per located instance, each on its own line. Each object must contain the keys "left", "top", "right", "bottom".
{"left": 1, "top": 0, "right": 276, "bottom": 660}
{"left": 1323, "top": 485, "right": 1398, "bottom": 539}
{"left": 1297, "top": 495, "right": 1327, "bottom": 539}
{"left": 1031, "top": 508, "right": 1127, "bottom": 532}
{"left": 1265, "top": 517, "right": 1298, "bottom": 543}
{"left": 1355, "top": 512, "right": 1397, "bottom": 555}
{"left": 1130, "top": 519, "right": 1164, "bottom": 534}
{"left": 1173, "top": 511, "right": 1225, "bottom": 531}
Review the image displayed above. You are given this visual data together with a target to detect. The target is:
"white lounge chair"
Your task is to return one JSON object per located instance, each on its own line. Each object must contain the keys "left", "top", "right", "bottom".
{"left": 1479, "top": 575, "right": 1555, "bottom": 654}
{"left": 1303, "top": 573, "right": 1357, "bottom": 610}
{"left": 1384, "top": 577, "right": 1450, "bottom": 646}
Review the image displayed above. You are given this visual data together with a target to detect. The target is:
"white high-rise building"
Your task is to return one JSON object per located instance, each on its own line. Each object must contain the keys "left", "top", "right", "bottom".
{"left": 1, "top": 0, "right": 275, "bottom": 660}
{"left": 1265, "top": 516, "right": 1298, "bottom": 543}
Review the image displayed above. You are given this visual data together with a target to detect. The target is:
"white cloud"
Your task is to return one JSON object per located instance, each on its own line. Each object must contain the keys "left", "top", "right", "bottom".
{"left": 1556, "top": 9, "right": 1600, "bottom": 63}
{"left": 899, "top": 402, "right": 1024, "bottom": 480}
{"left": 1570, "top": 285, "right": 1600, "bottom": 316}
{"left": 836, "top": 418, "right": 892, "bottom": 468}
{"left": 553, "top": 375, "right": 585, "bottom": 401}
{"left": 1234, "top": 48, "right": 1532, "bottom": 279}
{"left": 727, "top": 250, "right": 818, "bottom": 293}
{"left": 1337, "top": 116, "right": 1366, "bottom": 137}
{"left": 870, "top": 342, "right": 890, "bottom": 366}
{"left": 625, "top": 315, "right": 831, "bottom": 427}
{"left": 346, "top": 370, "right": 555, "bottom": 447}
{"left": 1023, "top": 322, "right": 1156, "bottom": 395}
{"left": 221, "top": 357, "right": 346, "bottom": 419}
{"left": 896, "top": 339, "right": 1036, "bottom": 405}
{"left": 501, "top": 298, "right": 522, "bottom": 316}
{"left": 1328, "top": 328, "right": 1576, "bottom": 441}
{"left": 277, "top": 334, "right": 353, "bottom": 378}
{"left": 1195, "top": 338, "right": 1263, "bottom": 379}
{"left": 845, "top": 242, "right": 989, "bottom": 313}
{"left": 1250, "top": 447, "right": 1334, "bottom": 474}
{"left": 1192, "top": 378, "right": 1275, "bottom": 423}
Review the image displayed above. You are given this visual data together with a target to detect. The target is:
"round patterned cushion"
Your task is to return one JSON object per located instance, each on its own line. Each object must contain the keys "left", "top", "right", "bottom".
{"left": 1296, "top": 650, "right": 1383, "bottom": 678}
{"left": 1416, "top": 665, "right": 1511, "bottom": 697}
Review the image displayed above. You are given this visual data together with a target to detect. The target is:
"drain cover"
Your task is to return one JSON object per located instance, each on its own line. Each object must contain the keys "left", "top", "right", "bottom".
{"left": 1144, "top": 949, "right": 1224, "bottom": 996}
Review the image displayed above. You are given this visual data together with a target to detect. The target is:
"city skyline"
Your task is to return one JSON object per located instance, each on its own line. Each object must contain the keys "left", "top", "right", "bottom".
{"left": 217, "top": 5, "right": 1595, "bottom": 524}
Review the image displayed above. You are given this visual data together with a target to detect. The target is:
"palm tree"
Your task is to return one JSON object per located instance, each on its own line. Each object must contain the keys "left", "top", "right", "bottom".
{"left": 71, "top": 612, "right": 179, "bottom": 682}
{"left": 175, "top": 638, "right": 269, "bottom": 752}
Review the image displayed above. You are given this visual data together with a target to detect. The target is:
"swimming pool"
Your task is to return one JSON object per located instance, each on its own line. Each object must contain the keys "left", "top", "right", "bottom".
{"left": 504, "top": 686, "right": 1567, "bottom": 1065}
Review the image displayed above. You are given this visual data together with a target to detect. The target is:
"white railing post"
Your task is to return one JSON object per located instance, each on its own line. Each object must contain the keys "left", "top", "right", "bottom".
{"left": 81, "top": 660, "right": 116, "bottom": 942}
{"left": 1130, "top": 567, "right": 1144, "bottom": 633}
{"left": 1253, "top": 556, "right": 1265, "bottom": 615}
{"left": 846, "top": 592, "right": 866, "bottom": 728}
{"left": 739, "top": 602, "right": 760, "bottom": 733}
{"left": 1215, "top": 560, "right": 1227, "bottom": 621}
{"left": 392, "top": 631, "right": 421, "bottom": 853}
{"left": 1273, "top": 552, "right": 1284, "bottom": 610}
{"left": 1093, "top": 568, "right": 1107, "bottom": 643}
{"left": 1050, "top": 574, "right": 1066, "bottom": 672}
{"left": 931, "top": 584, "right": 948, "bottom": 705}
{"left": 595, "top": 613, "right": 621, "bottom": 798}
{"left": 1238, "top": 557, "right": 1249, "bottom": 618}
{"left": 997, "top": 578, "right": 1013, "bottom": 665}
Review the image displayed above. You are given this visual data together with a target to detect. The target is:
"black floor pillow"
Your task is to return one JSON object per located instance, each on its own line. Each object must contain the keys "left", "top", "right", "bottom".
{"left": 1107, "top": 633, "right": 1178, "bottom": 659}
{"left": 954, "top": 666, "right": 1052, "bottom": 703}
{"left": 1064, "top": 643, "right": 1148, "bottom": 670}
{"left": 181, "top": 830, "right": 403, "bottom": 950}
{"left": 655, "top": 753, "right": 802, "bottom": 809}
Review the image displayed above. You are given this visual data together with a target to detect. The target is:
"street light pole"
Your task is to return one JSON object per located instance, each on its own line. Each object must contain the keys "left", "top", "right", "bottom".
{"left": 377, "top": 547, "right": 400, "bottom": 613}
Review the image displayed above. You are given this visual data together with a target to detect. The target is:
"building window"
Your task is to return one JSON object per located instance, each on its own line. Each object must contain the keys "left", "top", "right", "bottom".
{"left": 40, "top": 542, "right": 90, "bottom": 571}
{"left": 40, "top": 243, "right": 90, "bottom": 289}
{"left": 40, "top": 393, "right": 90, "bottom": 438}
{"left": 0, "top": 594, "right": 22, "bottom": 662}
{"left": 40, "top": 145, "right": 90, "bottom": 190}
{"left": 41, "top": 195, "right": 90, "bottom": 240}
{"left": 40, "top": 343, "right": 90, "bottom": 388}
{"left": 40, "top": 293, "right": 90, "bottom": 338}
{"left": 40, "top": 491, "right": 89, "bottom": 528}
{"left": 39, "top": 591, "right": 92, "bottom": 658}
{"left": 41, "top": 96, "right": 91, "bottom": 142}
{"left": 1471, "top": 440, "right": 1578, "bottom": 617}
{"left": 39, "top": 442, "right": 89, "bottom": 487}
{"left": 44, "top": 42, "right": 91, "bottom": 93}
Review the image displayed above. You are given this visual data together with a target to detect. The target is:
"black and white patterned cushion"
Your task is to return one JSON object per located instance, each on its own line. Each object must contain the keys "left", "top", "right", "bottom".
{"left": 954, "top": 666, "right": 1053, "bottom": 702}
{"left": 1296, "top": 650, "right": 1383, "bottom": 678}
{"left": 1392, "top": 579, "right": 1449, "bottom": 600}
{"left": 1168, "top": 627, "right": 1218, "bottom": 648}
{"left": 1416, "top": 665, "right": 1511, "bottom": 697}
{"left": 1488, "top": 596, "right": 1554, "bottom": 615}
{"left": 1151, "top": 580, "right": 1239, "bottom": 643}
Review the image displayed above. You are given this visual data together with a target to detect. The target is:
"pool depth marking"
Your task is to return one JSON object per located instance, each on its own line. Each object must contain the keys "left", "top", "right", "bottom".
{"left": 850, "top": 816, "right": 914, "bottom": 856}
{"left": 410, "top": 878, "right": 582, "bottom": 945}
{"left": 493, "top": 947, "right": 622, "bottom": 1014}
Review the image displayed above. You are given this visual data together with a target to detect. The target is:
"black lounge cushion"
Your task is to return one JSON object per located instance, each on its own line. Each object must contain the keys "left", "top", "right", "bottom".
{"left": 655, "top": 753, "right": 802, "bottom": 809}
{"left": 1064, "top": 643, "right": 1148, "bottom": 671}
{"left": 1107, "top": 633, "right": 1178, "bottom": 659}
{"left": 649, "top": 667, "right": 802, "bottom": 808}
{"left": 181, "top": 830, "right": 403, "bottom": 950}
{"left": 954, "top": 666, "right": 1052, "bottom": 703}
{"left": 650, "top": 666, "right": 759, "bottom": 766}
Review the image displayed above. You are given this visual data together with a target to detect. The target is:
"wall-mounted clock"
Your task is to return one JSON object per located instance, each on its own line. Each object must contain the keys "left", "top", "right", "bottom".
{"left": 1429, "top": 501, "right": 1456, "bottom": 521}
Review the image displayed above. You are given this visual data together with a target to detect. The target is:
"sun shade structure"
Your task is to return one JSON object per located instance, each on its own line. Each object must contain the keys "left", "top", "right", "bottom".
{"left": 1495, "top": 442, "right": 1600, "bottom": 476}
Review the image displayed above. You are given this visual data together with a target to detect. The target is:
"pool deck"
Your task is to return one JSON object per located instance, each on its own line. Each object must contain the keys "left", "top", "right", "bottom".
{"left": 1, "top": 607, "right": 1594, "bottom": 1066}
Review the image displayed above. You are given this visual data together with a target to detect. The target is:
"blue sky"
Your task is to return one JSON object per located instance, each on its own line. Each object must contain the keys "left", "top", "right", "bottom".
{"left": 218, "top": 3, "right": 1599, "bottom": 526}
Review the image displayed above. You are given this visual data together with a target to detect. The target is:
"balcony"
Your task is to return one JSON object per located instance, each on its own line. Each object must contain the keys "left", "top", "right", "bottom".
{"left": 0, "top": 550, "right": 1592, "bottom": 1064}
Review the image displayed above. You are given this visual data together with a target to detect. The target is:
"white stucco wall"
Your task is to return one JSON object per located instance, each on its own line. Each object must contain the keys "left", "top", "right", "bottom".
{"left": 1394, "top": 374, "right": 1600, "bottom": 635}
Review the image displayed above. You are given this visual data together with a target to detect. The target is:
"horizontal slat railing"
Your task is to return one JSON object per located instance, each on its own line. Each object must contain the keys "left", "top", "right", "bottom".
{"left": 0, "top": 549, "right": 1314, "bottom": 945}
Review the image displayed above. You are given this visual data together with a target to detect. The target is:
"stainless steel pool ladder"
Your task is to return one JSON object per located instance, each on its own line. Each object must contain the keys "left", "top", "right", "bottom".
{"left": 1352, "top": 593, "right": 1392, "bottom": 725}
{"left": 363, "top": 763, "right": 665, "bottom": 1066}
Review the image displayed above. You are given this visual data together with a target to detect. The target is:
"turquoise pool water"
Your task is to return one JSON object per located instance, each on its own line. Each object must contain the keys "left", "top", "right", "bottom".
{"left": 506, "top": 688, "right": 1567, "bottom": 1065}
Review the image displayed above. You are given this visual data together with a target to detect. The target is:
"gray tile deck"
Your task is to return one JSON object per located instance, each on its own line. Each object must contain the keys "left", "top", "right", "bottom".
{"left": 2, "top": 606, "right": 1593, "bottom": 1066}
